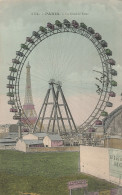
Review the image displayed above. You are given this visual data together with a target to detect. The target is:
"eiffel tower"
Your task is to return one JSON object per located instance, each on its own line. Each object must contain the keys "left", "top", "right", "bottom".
{"left": 33, "top": 79, "right": 77, "bottom": 135}
{"left": 22, "top": 62, "right": 38, "bottom": 130}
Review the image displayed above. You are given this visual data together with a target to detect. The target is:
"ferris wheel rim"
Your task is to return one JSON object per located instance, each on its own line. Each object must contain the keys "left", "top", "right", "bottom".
{"left": 7, "top": 20, "right": 116, "bottom": 132}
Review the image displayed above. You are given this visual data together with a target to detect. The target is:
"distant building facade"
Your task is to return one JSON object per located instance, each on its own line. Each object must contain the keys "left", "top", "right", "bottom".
{"left": 43, "top": 134, "right": 63, "bottom": 147}
{"left": 9, "top": 124, "right": 18, "bottom": 132}
{"left": 16, "top": 139, "right": 44, "bottom": 152}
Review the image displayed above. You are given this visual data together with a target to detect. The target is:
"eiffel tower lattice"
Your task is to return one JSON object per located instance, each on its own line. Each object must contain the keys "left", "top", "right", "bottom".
{"left": 22, "top": 62, "right": 40, "bottom": 130}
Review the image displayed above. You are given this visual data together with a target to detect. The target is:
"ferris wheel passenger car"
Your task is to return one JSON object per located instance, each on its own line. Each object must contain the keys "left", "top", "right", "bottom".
{"left": 32, "top": 31, "right": 40, "bottom": 38}
{"left": 88, "top": 27, "right": 95, "bottom": 34}
{"left": 80, "top": 23, "right": 87, "bottom": 30}
{"left": 108, "top": 59, "right": 116, "bottom": 65}
{"left": 72, "top": 20, "right": 79, "bottom": 28}
{"left": 21, "top": 44, "right": 29, "bottom": 50}
{"left": 13, "top": 115, "right": 21, "bottom": 120}
{"left": 10, "top": 108, "right": 17, "bottom": 112}
{"left": 7, "top": 92, "right": 14, "bottom": 97}
{"left": 94, "top": 33, "right": 102, "bottom": 40}
{"left": 63, "top": 19, "right": 70, "bottom": 28}
{"left": 47, "top": 23, "right": 55, "bottom": 30}
{"left": 7, "top": 75, "right": 15, "bottom": 81}
{"left": 39, "top": 26, "right": 47, "bottom": 34}
{"left": 6, "top": 84, "right": 14, "bottom": 89}
{"left": 55, "top": 20, "right": 62, "bottom": 28}
{"left": 111, "top": 69, "right": 117, "bottom": 76}
{"left": 109, "top": 91, "right": 116, "bottom": 97}
{"left": 101, "top": 40, "right": 108, "bottom": 47}
{"left": 8, "top": 100, "right": 15, "bottom": 105}
{"left": 95, "top": 120, "right": 102, "bottom": 126}
{"left": 111, "top": 80, "right": 117, "bottom": 86}
{"left": 106, "top": 102, "right": 113, "bottom": 107}
{"left": 9, "top": 67, "right": 17, "bottom": 72}
{"left": 101, "top": 111, "right": 108, "bottom": 117}
{"left": 105, "top": 49, "right": 112, "bottom": 56}
{"left": 12, "top": 59, "right": 20, "bottom": 64}
{"left": 16, "top": 51, "right": 24, "bottom": 57}
{"left": 26, "top": 37, "right": 35, "bottom": 44}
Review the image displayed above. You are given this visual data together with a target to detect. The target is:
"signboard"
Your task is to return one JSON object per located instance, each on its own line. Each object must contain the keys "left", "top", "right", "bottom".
{"left": 99, "top": 190, "right": 110, "bottom": 195}
{"left": 88, "top": 192, "right": 99, "bottom": 195}
{"left": 109, "top": 149, "right": 122, "bottom": 178}
{"left": 68, "top": 180, "right": 88, "bottom": 190}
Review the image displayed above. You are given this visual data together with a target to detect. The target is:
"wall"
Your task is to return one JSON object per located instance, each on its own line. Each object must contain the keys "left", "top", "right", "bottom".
{"left": 51, "top": 140, "right": 63, "bottom": 147}
{"left": 0, "top": 146, "right": 15, "bottom": 150}
{"left": 9, "top": 124, "right": 18, "bottom": 132}
{"left": 0, "top": 132, "right": 8, "bottom": 138}
{"left": 26, "top": 146, "right": 80, "bottom": 153}
{"left": 104, "top": 138, "right": 122, "bottom": 150}
{"left": 43, "top": 136, "right": 51, "bottom": 147}
{"left": 16, "top": 140, "right": 26, "bottom": 152}
{"left": 80, "top": 146, "right": 122, "bottom": 186}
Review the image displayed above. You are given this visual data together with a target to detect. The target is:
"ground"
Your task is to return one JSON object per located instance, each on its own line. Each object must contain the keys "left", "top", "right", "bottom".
{"left": 0, "top": 150, "right": 117, "bottom": 195}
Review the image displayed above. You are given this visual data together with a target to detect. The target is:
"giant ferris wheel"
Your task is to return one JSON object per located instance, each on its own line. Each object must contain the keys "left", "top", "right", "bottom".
{"left": 7, "top": 19, "right": 117, "bottom": 134}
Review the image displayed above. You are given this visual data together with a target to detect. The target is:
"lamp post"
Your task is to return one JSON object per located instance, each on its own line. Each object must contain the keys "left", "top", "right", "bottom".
{"left": 18, "top": 109, "right": 22, "bottom": 139}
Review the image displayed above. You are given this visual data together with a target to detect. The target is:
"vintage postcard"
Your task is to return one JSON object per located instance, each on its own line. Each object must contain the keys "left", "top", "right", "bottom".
{"left": 0, "top": 0, "right": 122, "bottom": 194}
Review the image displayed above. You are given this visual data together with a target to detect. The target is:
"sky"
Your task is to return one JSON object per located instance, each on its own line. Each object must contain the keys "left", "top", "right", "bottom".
{"left": 0, "top": 0, "right": 122, "bottom": 125}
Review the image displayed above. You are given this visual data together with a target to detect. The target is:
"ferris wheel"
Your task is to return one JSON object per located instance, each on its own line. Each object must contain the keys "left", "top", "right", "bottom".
{"left": 7, "top": 19, "right": 117, "bottom": 134}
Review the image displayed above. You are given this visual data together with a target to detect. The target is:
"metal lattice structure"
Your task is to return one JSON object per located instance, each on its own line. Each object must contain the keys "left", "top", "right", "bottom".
{"left": 7, "top": 19, "right": 117, "bottom": 134}
{"left": 33, "top": 79, "right": 77, "bottom": 134}
{"left": 21, "top": 62, "right": 38, "bottom": 129}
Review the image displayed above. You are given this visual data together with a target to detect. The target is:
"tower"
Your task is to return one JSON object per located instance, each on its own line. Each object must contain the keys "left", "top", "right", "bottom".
{"left": 22, "top": 62, "right": 38, "bottom": 130}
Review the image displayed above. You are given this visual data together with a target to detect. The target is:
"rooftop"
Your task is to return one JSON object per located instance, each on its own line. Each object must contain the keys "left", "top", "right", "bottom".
{"left": 0, "top": 138, "right": 16, "bottom": 143}
{"left": 0, "top": 143, "right": 16, "bottom": 146}
{"left": 47, "top": 134, "right": 63, "bottom": 141}
{"left": 34, "top": 132, "right": 47, "bottom": 138}
{"left": 23, "top": 140, "right": 43, "bottom": 145}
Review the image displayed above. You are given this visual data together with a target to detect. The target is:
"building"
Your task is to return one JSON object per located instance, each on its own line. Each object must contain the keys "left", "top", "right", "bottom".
{"left": 0, "top": 124, "right": 9, "bottom": 138}
{"left": 103, "top": 105, "right": 122, "bottom": 136}
{"left": 0, "top": 138, "right": 16, "bottom": 149}
{"left": 9, "top": 124, "right": 18, "bottom": 132}
{"left": 16, "top": 139, "right": 44, "bottom": 152}
{"left": 43, "top": 134, "right": 63, "bottom": 147}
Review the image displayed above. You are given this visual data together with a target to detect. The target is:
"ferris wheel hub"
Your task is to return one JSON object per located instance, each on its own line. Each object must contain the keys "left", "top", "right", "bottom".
{"left": 49, "top": 79, "right": 62, "bottom": 87}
